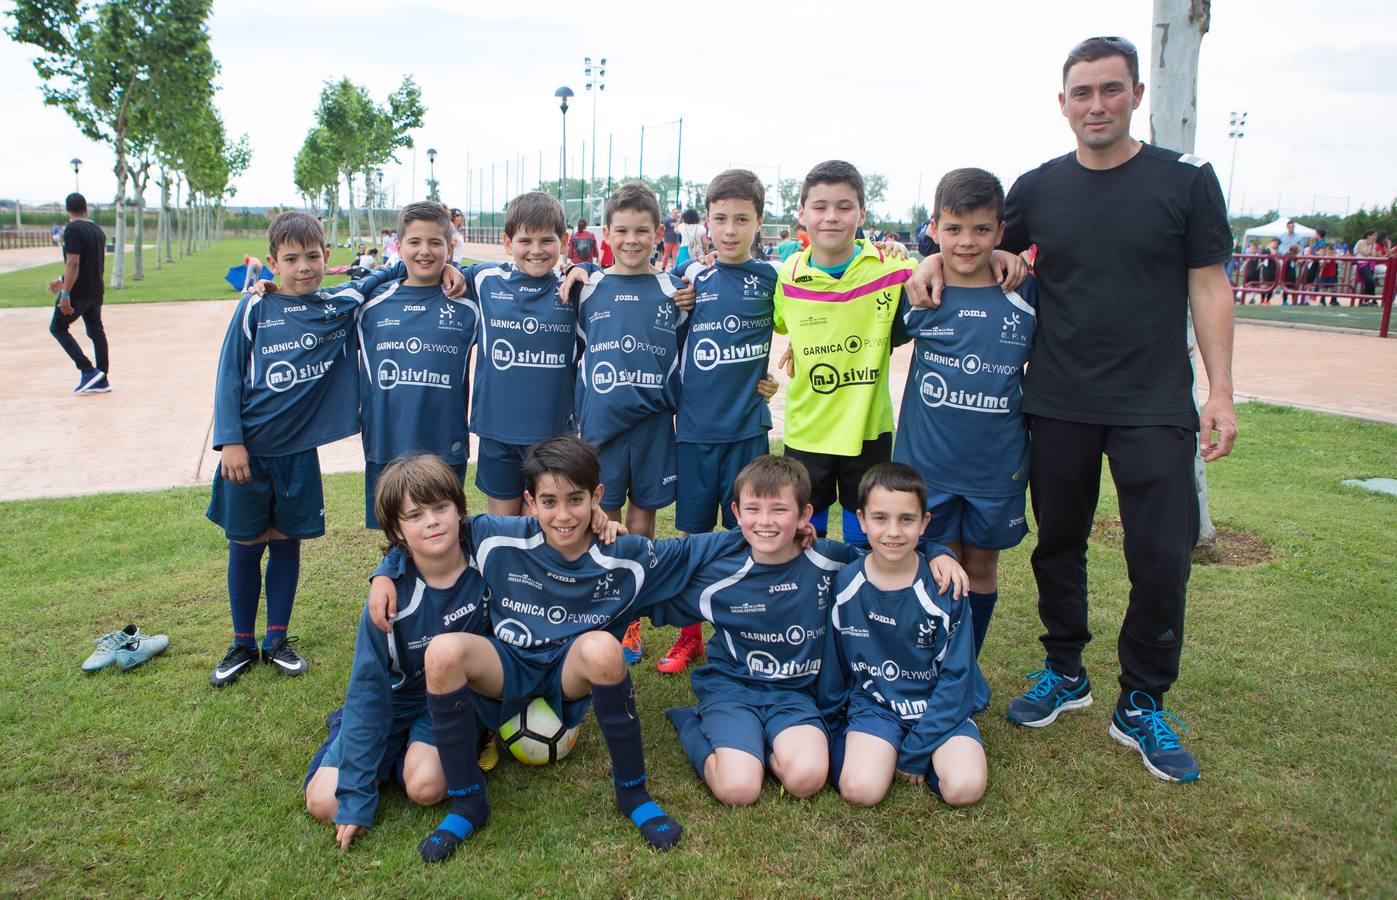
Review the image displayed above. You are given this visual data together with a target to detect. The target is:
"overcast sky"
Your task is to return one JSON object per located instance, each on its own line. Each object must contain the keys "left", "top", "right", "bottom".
{"left": 2, "top": 0, "right": 1393, "bottom": 221}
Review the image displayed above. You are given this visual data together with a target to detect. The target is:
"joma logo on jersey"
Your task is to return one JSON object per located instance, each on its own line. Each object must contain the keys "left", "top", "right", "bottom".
{"left": 809, "top": 362, "right": 880, "bottom": 394}
{"left": 869, "top": 611, "right": 897, "bottom": 626}
{"left": 958, "top": 308, "right": 987, "bottom": 318}
{"left": 442, "top": 603, "right": 477, "bottom": 627}
{"left": 768, "top": 583, "right": 798, "bottom": 594}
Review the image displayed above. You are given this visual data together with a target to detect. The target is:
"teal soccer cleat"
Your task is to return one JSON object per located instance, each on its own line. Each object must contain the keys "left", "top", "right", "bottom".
{"left": 82, "top": 624, "right": 139, "bottom": 672}
{"left": 116, "top": 632, "right": 170, "bottom": 670}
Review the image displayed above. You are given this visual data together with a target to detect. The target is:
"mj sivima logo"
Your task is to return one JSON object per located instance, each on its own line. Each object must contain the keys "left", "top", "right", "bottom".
{"left": 265, "top": 360, "right": 298, "bottom": 393}
{"left": 494, "top": 618, "right": 534, "bottom": 648}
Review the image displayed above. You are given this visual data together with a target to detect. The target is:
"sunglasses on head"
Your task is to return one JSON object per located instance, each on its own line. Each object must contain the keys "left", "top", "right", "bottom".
{"left": 1073, "top": 35, "right": 1137, "bottom": 55}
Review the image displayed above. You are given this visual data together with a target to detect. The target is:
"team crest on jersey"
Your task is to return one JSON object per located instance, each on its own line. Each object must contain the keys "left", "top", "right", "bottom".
{"left": 591, "top": 571, "right": 622, "bottom": 602}
{"left": 999, "top": 311, "right": 1028, "bottom": 347}
{"left": 917, "top": 620, "right": 937, "bottom": 649}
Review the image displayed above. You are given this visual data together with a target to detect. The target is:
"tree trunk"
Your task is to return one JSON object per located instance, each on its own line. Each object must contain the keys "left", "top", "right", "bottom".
{"left": 1150, "top": 0, "right": 1218, "bottom": 550}
{"left": 345, "top": 172, "right": 358, "bottom": 249}
{"left": 111, "top": 158, "right": 128, "bottom": 290}
{"left": 131, "top": 168, "right": 147, "bottom": 280}
{"left": 161, "top": 171, "right": 172, "bottom": 265}
{"left": 365, "top": 169, "right": 377, "bottom": 245}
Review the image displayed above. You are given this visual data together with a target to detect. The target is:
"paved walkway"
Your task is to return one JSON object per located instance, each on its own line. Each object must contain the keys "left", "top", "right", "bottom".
{"left": 1, "top": 302, "right": 1392, "bottom": 502}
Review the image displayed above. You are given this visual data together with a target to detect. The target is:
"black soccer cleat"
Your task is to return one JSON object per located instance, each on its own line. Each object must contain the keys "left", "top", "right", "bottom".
{"left": 210, "top": 644, "right": 260, "bottom": 687}
{"left": 262, "top": 636, "right": 308, "bottom": 676}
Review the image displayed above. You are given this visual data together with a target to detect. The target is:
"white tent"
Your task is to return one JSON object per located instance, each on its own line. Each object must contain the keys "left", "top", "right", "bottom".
{"left": 1244, "top": 216, "right": 1317, "bottom": 240}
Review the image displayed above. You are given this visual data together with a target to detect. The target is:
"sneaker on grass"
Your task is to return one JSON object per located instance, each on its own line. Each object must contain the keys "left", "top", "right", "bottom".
{"left": 1109, "top": 691, "right": 1200, "bottom": 783}
{"left": 1005, "top": 663, "right": 1092, "bottom": 727}
{"left": 262, "top": 635, "right": 308, "bottom": 676}
{"left": 210, "top": 644, "right": 259, "bottom": 687}
{"left": 82, "top": 624, "right": 139, "bottom": 672}
{"left": 621, "top": 620, "right": 644, "bottom": 665}
{"left": 116, "top": 632, "right": 169, "bottom": 670}
{"left": 656, "top": 630, "right": 704, "bottom": 675}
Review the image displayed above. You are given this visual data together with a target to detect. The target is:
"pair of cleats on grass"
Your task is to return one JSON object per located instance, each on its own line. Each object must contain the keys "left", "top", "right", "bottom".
{"left": 81, "top": 624, "right": 169, "bottom": 672}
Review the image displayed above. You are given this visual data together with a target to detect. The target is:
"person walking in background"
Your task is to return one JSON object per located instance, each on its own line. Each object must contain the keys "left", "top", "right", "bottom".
{"left": 661, "top": 206, "right": 682, "bottom": 270}
{"left": 46, "top": 192, "right": 110, "bottom": 394}
{"left": 674, "top": 208, "right": 707, "bottom": 269}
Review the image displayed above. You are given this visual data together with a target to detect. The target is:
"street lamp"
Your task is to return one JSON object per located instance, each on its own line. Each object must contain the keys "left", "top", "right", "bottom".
{"left": 585, "top": 56, "right": 606, "bottom": 213}
{"left": 70, "top": 158, "right": 82, "bottom": 193}
{"left": 1226, "top": 111, "right": 1246, "bottom": 215}
{"left": 554, "top": 86, "right": 574, "bottom": 212}
{"left": 427, "top": 148, "right": 438, "bottom": 202}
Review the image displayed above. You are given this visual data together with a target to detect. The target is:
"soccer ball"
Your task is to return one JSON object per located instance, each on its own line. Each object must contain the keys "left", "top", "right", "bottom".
{"left": 498, "top": 697, "right": 580, "bottom": 765}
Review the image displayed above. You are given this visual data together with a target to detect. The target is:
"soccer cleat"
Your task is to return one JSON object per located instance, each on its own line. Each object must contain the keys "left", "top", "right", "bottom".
{"left": 262, "top": 635, "right": 308, "bottom": 676}
{"left": 1005, "top": 663, "right": 1093, "bottom": 727}
{"left": 210, "top": 643, "right": 259, "bottom": 687}
{"left": 656, "top": 630, "right": 704, "bottom": 675}
{"left": 1109, "top": 691, "right": 1200, "bottom": 783}
{"left": 82, "top": 624, "right": 139, "bottom": 672}
{"left": 85, "top": 375, "right": 111, "bottom": 393}
{"left": 478, "top": 732, "right": 500, "bottom": 774}
{"left": 74, "top": 368, "right": 105, "bottom": 394}
{"left": 621, "top": 620, "right": 644, "bottom": 665}
{"left": 116, "top": 632, "right": 169, "bottom": 670}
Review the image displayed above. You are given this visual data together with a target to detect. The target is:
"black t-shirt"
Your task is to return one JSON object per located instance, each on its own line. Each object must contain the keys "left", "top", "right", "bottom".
{"left": 1001, "top": 143, "right": 1232, "bottom": 430}
{"left": 62, "top": 218, "right": 107, "bottom": 304}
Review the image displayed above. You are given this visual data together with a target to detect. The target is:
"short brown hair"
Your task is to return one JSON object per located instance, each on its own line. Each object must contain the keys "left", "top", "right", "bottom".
{"left": 732, "top": 455, "right": 812, "bottom": 510}
{"left": 1062, "top": 36, "right": 1139, "bottom": 86}
{"left": 706, "top": 169, "right": 765, "bottom": 217}
{"left": 521, "top": 435, "right": 601, "bottom": 497}
{"left": 800, "top": 160, "right": 865, "bottom": 208}
{"left": 397, "top": 200, "right": 455, "bottom": 242}
{"left": 934, "top": 168, "right": 1005, "bottom": 223}
{"left": 504, "top": 192, "right": 566, "bottom": 238}
{"left": 857, "top": 462, "right": 927, "bottom": 512}
{"left": 374, "top": 453, "right": 468, "bottom": 553}
{"left": 268, "top": 211, "right": 325, "bottom": 257}
{"left": 604, "top": 181, "right": 661, "bottom": 228}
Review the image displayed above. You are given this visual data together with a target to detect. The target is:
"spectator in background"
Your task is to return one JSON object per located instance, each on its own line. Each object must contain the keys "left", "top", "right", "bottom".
{"left": 776, "top": 228, "right": 801, "bottom": 261}
{"left": 382, "top": 228, "right": 398, "bottom": 266}
{"left": 450, "top": 208, "right": 467, "bottom": 263}
{"left": 796, "top": 224, "right": 810, "bottom": 249}
{"left": 568, "top": 218, "right": 600, "bottom": 264}
{"left": 1353, "top": 230, "right": 1377, "bottom": 301}
{"left": 46, "top": 192, "right": 110, "bottom": 394}
{"left": 1276, "top": 219, "right": 1303, "bottom": 254}
{"left": 1281, "top": 245, "right": 1300, "bottom": 304}
{"left": 357, "top": 246, "right": 379, "bottom": 269}
{"left": 1317, "top": 245, "right": 1339, "bottom": 304}
{"left": 50, "top": 223, "right": 62, "bottom": 252}
{"left": 673, "top": 207, "right": 707, "bottom": 268}
{"left": 660, "top": 206, "right": 681, "bottom": 270}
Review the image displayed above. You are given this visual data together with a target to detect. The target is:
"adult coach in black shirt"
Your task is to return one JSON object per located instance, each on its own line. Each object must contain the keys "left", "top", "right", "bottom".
{"left": 47, "top": 192, "right": 110, "bottom": 394}
{"left": 909, "top": 37, "right": 1237, "bottom": 783}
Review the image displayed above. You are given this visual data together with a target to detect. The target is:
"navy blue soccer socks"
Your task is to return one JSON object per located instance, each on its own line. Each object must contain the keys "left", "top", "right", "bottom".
{"left": 593, "top": 673, "right": 682, "bottom": 851}
{"left": 420, "top": 685, "right": 489, "bottom": 862}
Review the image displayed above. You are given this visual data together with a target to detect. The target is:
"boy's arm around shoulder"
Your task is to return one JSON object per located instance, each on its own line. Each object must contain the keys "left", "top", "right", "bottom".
{"left": 895, "top": 586, "right": 989, "bottom": 776}
{"left": 633, "top": 529, "right": 748, "bottom": 617}
{"left": 326, "top": 261, "right": 407, "bottom": 303}
{"left": 333, "top": 602, "right": 400, "bottom": 828}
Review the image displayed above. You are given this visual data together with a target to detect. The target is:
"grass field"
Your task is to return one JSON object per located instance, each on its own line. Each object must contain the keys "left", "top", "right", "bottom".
{"left": 1234, "top": 300, "right": 1391, "bottom": 332}
{"left": 0, "top": 239, "right": 374, "bottom": 309}
{"left": 0, "top": 404, "right": 1392, "bottom": 895}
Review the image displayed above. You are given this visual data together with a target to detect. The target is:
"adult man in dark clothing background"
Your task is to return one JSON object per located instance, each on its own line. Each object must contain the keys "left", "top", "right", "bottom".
{"left": 47, "top": 192, "right": 110, "bottom": 394}
{"left": 909, "top": 36, "right": 1237, "bottom": 783}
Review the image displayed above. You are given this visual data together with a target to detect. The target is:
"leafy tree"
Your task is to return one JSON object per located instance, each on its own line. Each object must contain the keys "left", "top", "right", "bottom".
{"left": 778, "top": 178, "right": 802, "bottom": 222}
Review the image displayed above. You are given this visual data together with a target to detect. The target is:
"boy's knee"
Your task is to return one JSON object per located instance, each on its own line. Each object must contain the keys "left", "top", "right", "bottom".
{"left": 305, "top": 785, "right": 337, "bottom": 822}
{"left": 404, "top": 771, "right": 446, "bottom": 807}
{"left": 937, "top": 770, "right": 986, "bottom": 808}
{"left": 709, "top": 772, "right": 762, "bottom": 807}
{"left": 780, "top": 763, "right": 827, "bottom": 799}
{"left": 423, "top": 634, "right": 468, "bottom": 683}
{"left": 838, "top": 773, "right": 886, "bottom": 808}
{"left": 577, "top": 632, "right": 625, "bottom": 682}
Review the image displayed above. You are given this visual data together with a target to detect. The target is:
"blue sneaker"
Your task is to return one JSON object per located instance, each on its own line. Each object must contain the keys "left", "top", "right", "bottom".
{"left": 74, "top": 368, "right": 105, "bottom": 394}
{"left": 1005, "top": 663, "right": 1093, "bottom": 727}
{"left": 116, "top": 632, "right": 170, "bottom": 670}
{"left": 82, "top": 624, "right": 139, "bottom": 672}
{"left": 86, "top": 375, "right": 111, "bottom": 393}
{"left": 1109, "top": 691, "right": 1200, "bottom": 783}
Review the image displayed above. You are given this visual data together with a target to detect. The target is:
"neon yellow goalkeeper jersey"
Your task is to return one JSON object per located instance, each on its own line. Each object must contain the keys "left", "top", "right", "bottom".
{"left": 773, "top": 241, "right": 912, "bottom": 456}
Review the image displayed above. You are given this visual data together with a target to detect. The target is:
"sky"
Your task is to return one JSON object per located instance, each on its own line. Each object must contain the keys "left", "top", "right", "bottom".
{"left": 1, "top": 0, "right": 1393, "bottom": 221}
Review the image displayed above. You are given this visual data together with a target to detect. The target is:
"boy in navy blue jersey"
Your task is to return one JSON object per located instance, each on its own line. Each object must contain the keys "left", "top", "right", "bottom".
{"left": 356, "top": 202, "right": 480, "bottom": 529}
{"left": 826, "top": 463, "right": 986, "bottom": 808}
{"left": 304, "top": 454, "right": 488, "bottom": 852}
{"left": 658, "top": 170, "right": 780, "bottom": 676}
{"left": 367, "top": 436, "right": 740, "bottom": 861}
{"left": 892, "top": 168, "right": 1037, "bottom": 658}
{"left": 207, "top": 212, "right": 370, "bottom": 687}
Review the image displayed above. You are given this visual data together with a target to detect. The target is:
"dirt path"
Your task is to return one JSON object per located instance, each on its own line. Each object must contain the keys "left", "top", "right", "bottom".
{"left": 1, "top": 304, "right": 1391, "bottom": 503}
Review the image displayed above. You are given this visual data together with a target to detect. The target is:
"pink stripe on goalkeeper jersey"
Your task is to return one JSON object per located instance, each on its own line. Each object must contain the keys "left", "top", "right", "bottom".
{"left": 781, "top": 269, "right": 911, "bottom": 303}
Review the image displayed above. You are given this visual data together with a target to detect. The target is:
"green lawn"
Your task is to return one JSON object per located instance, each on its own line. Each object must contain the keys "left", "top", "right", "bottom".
{"left": 0, "top": 239, "right": 375, "bottom": 309}
{"left": 0, "top": 404, "right": 1392, "bottom": 895}
{"left": 1235, "top": 300, "right": 1390, "bottom": 332}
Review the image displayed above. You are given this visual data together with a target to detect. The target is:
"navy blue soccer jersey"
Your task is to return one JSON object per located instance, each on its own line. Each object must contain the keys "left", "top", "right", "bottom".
{"left": 651, "top": 538, "right": 857, "bottom": 692}
{"left": 892, "top": 277, "right": 1038, "bottom": 497}
{"left": 468, "top": 262, "right": 581, "bottom": 445}
{"left": 829, "top": 553, "right": 990, "bottom": 775}
{"left": 355, "top": 282, "right": 479, "bottom": 465}
{"left": 675, "top": 259, "right": 778, "bottom": 443}
{"left": 211, "top": 289, "right": 365, "bottom": 457}
{"left": 576, "top": 271, "right": 689, "bottom": 446}
{"left": 335, "top": 558, "right": 488, "bottom": 827}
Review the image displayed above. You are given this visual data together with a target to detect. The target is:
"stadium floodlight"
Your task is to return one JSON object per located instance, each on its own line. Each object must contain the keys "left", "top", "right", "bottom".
{"left": 1226, "top": 112, "right": 1247, "bottom": 214}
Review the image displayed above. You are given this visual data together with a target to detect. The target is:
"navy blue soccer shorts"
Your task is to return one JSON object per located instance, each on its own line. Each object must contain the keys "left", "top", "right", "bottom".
{"left": 692, "top": 673, "right": 826, "bottom": 762}
{"left": 307, "top": 708, "right": 435, "bottom": 789}
{"left": 470, "top": 635, "right": 593, "bottom": 731}
{"left": 842, "top": 691, "right": 982, "bottom": 763}
{"left": 364, "top": 458, "right": 467, "bottom": 530}
{"left": 675, "top": 434, "right": 770, "bottom": 533}
{"left": 596, "top": 411, "right": 676, "bottom": 511}
{"left": 921, "top": 489, "right": 1029, "bottom": 551}
{"left": 474, "top": 438, "right": 532, "bottom": 501}
{"left": 207, "top": 448, "right": 325, "bottom": 541}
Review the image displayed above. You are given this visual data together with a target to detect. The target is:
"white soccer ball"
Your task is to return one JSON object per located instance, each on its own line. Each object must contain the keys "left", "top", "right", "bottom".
{"left": 498, "top": 697, "right": 580, "bottom": 765}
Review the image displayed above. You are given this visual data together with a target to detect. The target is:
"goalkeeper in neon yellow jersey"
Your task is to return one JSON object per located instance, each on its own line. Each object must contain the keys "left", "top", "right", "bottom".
{"left": 773, "top": 160, "right": 912, "bottom": 546}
